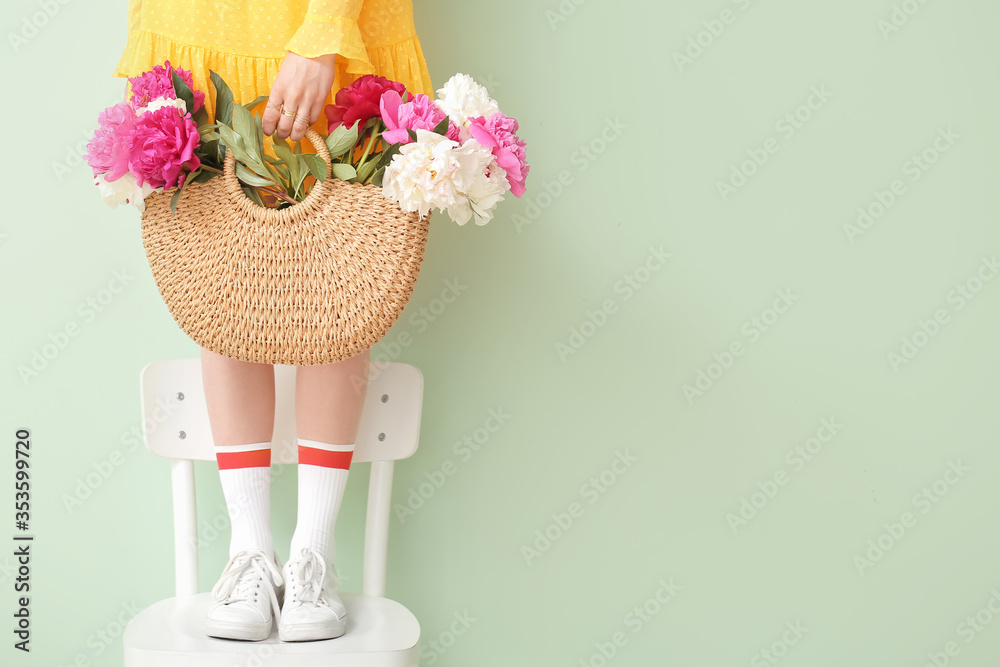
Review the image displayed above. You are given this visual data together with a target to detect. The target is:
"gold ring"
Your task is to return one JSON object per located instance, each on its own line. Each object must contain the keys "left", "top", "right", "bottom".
{"left": 281, "top": 108, "right": 296, "bottom": 117}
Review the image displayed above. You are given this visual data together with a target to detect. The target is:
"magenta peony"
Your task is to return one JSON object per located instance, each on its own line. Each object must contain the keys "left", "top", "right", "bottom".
{"left": 85, "top": 103, "right": 138, "bottom": 181}
{"left": 468, "top": 113, "right": 529, "bottom": 198}
{"left": 129, "top": 60, "right": 204, "bottom": 114}
{"left": 127, "top": 106, "right": 202, "bottom": 189}
{"left": 325, "top": 74, "right": 406, "bottom": 131}
{"left": 380, "top": 90, "right": 459, "bottom": 145}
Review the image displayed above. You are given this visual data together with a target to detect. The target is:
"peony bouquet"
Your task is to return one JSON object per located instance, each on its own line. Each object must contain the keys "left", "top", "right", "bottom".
{"left": 327, "top": 72, "right": 529, "bottom": 225}
{"left": 87, "top": 62, "right": 528, "bottom": 225}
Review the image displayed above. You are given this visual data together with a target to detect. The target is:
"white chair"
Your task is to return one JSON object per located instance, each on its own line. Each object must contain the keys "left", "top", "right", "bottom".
{"left": 124, "top": 359, "right": 424, "bottom": 667}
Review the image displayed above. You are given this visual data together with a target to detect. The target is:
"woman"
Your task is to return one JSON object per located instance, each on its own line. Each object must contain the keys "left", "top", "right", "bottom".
{"left": 112, "top": 0, "right": 434, "bottom": 643}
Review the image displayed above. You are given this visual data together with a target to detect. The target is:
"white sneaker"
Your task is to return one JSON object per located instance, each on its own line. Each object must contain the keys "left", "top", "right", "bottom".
{"left": 205, "top": 550, "right": 284, "bottom": 641}
{"left": 278, "top": 546, "right": 347, "bottom": 642}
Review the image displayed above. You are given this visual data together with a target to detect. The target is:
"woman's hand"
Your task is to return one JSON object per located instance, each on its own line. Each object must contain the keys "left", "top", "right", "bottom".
{"left": 262, "top": 51, "right": 337, "bottom": 141}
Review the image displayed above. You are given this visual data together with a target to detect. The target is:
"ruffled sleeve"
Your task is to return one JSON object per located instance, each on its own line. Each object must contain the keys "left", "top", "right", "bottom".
{"left": 285, "top": 0, "right": 373, "bottom": 74}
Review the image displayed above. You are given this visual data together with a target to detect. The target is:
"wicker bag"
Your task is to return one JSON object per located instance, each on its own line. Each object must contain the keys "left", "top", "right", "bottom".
{"left": 139, "top": 128, "right": 430, "bottom": 366}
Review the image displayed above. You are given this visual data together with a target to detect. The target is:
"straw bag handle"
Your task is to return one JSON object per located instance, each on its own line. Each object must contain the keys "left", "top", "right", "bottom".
{"left": 220, "top": 127, "right": 334, "bottom": 221}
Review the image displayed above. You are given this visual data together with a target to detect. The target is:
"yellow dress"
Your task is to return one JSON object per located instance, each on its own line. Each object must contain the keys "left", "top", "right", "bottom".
{"left": 113, "top": 0, "right": 435, "bottom": 140}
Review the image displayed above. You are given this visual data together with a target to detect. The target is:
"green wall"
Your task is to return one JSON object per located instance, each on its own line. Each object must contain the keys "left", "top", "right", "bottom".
{"left": 3, "top": 0, "right": 1000, "bottom": 665}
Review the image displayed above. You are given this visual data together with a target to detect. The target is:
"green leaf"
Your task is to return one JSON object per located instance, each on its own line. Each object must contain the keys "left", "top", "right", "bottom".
{"left": 286, "top": 150, "right": 301, "bottom": 195}
{"left": 231, "top": 105, "right": 261, "bottom": 164}
{"left": 217, "top": 124, "right": 254, "bottom": 166}
{"left": 293, "top": 167, "right": 310, "bottom": 199}
{"left": 374, "top": 141, "right": 401, "bottom": 171}
{"left": 370, "top": 165, "right": 386, "bottom": 187}
{"left": 272, "top": 145, "right": 295, "bottom": 166}
{"left": 192, "top": 169, "right": 216, "bottom": 184}
{"left": 270, "top": 139, "right": 298, "bottom": 190}
{"left": 325, "top": 121, "right": 361, "bottom": 158}
{"left": 242, "top": 95, "right": 269, "bottom": 111}
{"left": 265, "top": 158, "right": 290, "bottom": 181}
{"left": 300, "top": 154, "right": 328, "bottom": 182}
{"left": 193, "top": 103, "right": 210, "bottom": 127}
{"left": 255, "top": 114, "right": 264, "bottom": 167}
{"left": 217, "top": 123, "right": 243, "bottom": 150}
{"left": 170, "top": 71, "right": 196, "bottom": 116}
{"left": 332, "top": 163, "right": 357, "bottom": 180}
{"left": 241, "top": 183, "right": 265, "bottom": 208}
{"left": 209, "top": 70, "right": 234, "bottom": 125}
{"left": 235, "top": 162, "right": 276, "bottom": 187}
{"left": 431, "top": 116, "right": 450, "bottom": 136}
{"left": 356, "top": 158, "right": 378, "bottom": 182}
{"left": 406, "top": 128, "right": 418, "bottom": 143}
{"left": 169, "top": 187, "right": 183, "bottom": 215}
{"left": 262, "top": 160, "right": 285, "bottom": 190}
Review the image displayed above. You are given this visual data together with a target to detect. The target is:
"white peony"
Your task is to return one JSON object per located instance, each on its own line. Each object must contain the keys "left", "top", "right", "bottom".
{"left": 433, "top": 73, "right": 500, "bottom": 142}
{"left": 440, "top": 141, "right": 509, "bottom": 226}
{"left": 94, "top": 171, "right": 157, "bottom": 211}
{"left": 381, "top": 130, "right": 508, "bottom": 225}
{"left": 460, "top": 152, "right": 510, "bottom": 226}
{"left": 135, "top": 96, "right": 188, "bottom": 116}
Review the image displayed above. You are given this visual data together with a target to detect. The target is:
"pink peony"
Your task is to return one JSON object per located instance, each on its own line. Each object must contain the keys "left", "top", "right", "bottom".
{"left": 127, "top": 106, "right": 202, "bottom": 189}
{"left": 85, "top": 103, "right": 138, "bottom": 181}
{"left": 468, "top": 112, "right": 529, "bottom": 198}
{"left": 325, "top": 74, "right": 406, "bottom": 131}
{"left": 380, "top": 90, "right": 460, "bottom": 145}
{"left": 129, "top": 60, "right": 204, "bottom": 114}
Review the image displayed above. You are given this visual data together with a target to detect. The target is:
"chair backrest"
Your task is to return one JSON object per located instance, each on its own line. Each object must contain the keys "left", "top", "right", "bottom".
{"left": 138, "top": 359, "right": 423, "bottom": 599}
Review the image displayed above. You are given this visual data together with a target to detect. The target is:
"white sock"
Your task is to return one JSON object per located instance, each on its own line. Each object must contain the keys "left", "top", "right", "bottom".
{"left": 289, "top": 438, "right": 355, "bottom": 564}
{"left": 215, "top": 442, "right": 273, "bottom": 559}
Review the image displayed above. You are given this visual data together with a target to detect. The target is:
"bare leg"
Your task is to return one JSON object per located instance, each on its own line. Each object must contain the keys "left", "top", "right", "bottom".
{"left": 294, "top": 348, "right": 370, "bottom": 443}
{"left": 280, "top": 348, "right": 370, "bottom": 640}
{"left": 200, "top": 346, "right": 276, "bottom": 556}
{"left": 201, "top": 346, "right": 282, "bottom": 642}
{"left": 200, "top": 347, "right": 276, "bottom": 446}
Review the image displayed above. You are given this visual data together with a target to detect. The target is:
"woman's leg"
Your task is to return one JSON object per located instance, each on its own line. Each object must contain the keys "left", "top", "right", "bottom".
{"left": 280, "top": 348, "right": 369, "bottom": 641}
{"left": 200, "top": 346, "right": 276, "bottom": 558}
{"left": 289, "top": 347, "right": 370, "bottom": 562}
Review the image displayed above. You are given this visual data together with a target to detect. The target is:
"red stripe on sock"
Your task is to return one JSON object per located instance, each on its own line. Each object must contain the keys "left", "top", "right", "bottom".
{"left": 216, "top": 448, "right": 271, "bottom": 470}
{"left": 298, "top": 446, "right": 353, "bottom": 469}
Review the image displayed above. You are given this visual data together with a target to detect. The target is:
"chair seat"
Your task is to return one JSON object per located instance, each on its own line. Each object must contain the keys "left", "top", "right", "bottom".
{"left": 124, "top": 592, "right": 420, "bottom": 667}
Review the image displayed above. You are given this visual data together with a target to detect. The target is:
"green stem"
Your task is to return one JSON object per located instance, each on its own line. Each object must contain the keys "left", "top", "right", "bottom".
{"left": 355, "top": 120, "right": 382, "bottom": 174}
{"left": 258, "top": 186, "right": 297, "bottom": 206}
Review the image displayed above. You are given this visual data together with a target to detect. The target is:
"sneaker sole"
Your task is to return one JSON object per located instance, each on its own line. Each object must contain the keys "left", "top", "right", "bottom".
{"left": 278, "top": 616, "right": 347, "bottom": 642}
{"left": 205, "top": 618, "right": 273, "bottom": 642}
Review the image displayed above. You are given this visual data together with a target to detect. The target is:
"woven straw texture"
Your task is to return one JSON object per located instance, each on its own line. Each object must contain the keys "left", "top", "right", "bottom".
{"left": 140, "top": 128, "right": 430, "bottom": 366}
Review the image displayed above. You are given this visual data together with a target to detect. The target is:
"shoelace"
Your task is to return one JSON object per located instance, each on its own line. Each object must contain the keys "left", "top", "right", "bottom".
{"left": 212, "top": 549, "right": 284, "bottom": 622}
{"left": 286, "top": 547, "right": 336, "bottom": 609}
